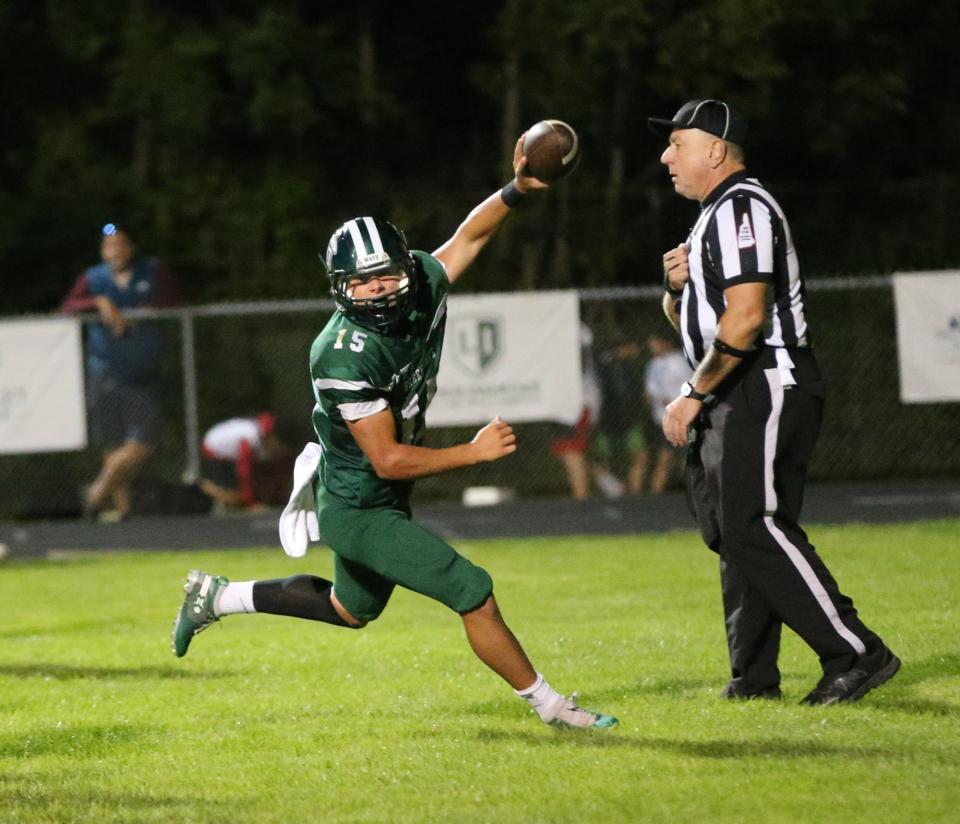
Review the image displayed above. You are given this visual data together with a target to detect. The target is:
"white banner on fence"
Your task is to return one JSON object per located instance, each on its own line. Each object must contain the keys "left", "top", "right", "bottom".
{"left": 0, "top": 317, "right": 87, "bottom": 453}
{"left": 430, "top": 290, "right": 582, "bottom": 426}
{"left": 893, "top": 270, "right": 960, "bottom": 403}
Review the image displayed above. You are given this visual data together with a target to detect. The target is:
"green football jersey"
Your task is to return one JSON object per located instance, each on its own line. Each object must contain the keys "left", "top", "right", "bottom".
{"left": 310, "top": 250, "right": 449, "bottom": 508}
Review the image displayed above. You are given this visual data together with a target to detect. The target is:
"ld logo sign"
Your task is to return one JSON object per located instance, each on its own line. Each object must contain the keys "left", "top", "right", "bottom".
{"left": 450, "top": 315, "right": 503, "bottom": 375}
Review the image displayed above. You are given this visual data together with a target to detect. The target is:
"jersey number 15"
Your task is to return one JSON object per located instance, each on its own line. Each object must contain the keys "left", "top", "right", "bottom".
{"left": 334, "top": 329, "right": 367, "bottom": 352}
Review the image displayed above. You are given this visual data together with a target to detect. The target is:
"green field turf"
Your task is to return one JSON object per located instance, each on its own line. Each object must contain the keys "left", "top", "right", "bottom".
{"left": 1, "top": 519, "right": 958, "bottom": 823}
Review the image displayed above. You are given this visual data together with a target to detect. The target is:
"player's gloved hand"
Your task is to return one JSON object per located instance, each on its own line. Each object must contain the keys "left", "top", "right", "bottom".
{"left": 470, "top": 416, "right": 518, "bottom": 463}
{"left": 663, "top": 243, "right": 690, "bottom": 293}
{"left": 512, "top": 135, "right": 550, "bottom": 192}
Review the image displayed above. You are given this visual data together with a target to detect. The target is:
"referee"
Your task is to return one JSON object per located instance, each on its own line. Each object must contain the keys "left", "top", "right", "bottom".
{"left": 648, "top": 99, "right": 900, "bottom": 705}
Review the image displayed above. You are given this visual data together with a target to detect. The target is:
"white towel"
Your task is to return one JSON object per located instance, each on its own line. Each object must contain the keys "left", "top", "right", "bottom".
{"left": 278, "top": 442, "right": 323, "bottom": 558}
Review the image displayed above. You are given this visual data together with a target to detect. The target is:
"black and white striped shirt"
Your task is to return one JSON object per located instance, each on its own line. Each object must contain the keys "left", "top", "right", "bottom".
{"left": 679, "top": 170, "right": 809, "bottom": 368}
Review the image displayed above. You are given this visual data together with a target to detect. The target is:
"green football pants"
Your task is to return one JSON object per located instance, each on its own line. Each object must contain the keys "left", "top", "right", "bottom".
{"left": 316, "top": 491, "right": 493, "bottom": 622}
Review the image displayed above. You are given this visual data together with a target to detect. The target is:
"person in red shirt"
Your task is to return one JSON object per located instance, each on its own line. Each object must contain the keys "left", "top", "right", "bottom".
{"left": 199, "top": 414, "right": 298, "bottom": 510}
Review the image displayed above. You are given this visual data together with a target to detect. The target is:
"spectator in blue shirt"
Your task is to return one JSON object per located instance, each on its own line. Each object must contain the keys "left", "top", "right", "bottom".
{"left": 62, "top": 223, "right": 181, "bottom": 520}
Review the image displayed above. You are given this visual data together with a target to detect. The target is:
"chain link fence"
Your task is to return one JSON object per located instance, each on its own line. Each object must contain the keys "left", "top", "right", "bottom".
{"left": 2, "top": 277, "right": 958, "bottom": 521}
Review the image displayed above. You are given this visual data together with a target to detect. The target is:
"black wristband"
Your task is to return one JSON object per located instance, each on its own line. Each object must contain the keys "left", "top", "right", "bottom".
{"left": 663, "top": 271, "right": 683, "bottom": 297}
{"left": 681, "top": 381, "right": 714, "bottom": 404}
{"left": 712, "top": 338, "right": 756, "bottom": 358}
{"left": 500, "top": 180, "right": 525, "bottom": 209}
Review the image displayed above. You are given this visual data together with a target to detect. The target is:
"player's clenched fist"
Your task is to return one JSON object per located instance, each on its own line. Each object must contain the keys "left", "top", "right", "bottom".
{"left": 471, "top": 416, "right": 517, "bottom": 462}
{"left": 663, "top": 243, "right": 690, "bottom": 293}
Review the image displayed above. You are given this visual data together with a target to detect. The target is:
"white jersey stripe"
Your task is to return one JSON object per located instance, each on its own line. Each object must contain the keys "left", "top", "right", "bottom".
{"left": 788, "top": 250, "right": 806, "bottom": 342}
{"left": 715, "top": 200, "right": 742, "bottom": 279}
{"left": 694, "top": 229, "right": 714, "bottom": 349}
{"left": 750, "top": 199, "right": 774, "bottom": 272}
{"left": 685, "top": 208, "right": 713, "bottom": 366}
{"left": 338, "top": 399, "right": 388, "bottom": 420}
{"left": 762, "top": 367, "right": 867, "bottom": 655}
{"left": 314, "top": 377, "right": 378, "bottom": 391}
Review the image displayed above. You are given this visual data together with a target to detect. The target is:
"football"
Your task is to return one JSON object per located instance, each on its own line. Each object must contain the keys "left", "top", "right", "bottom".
{"left": 521, "top": 119, "right": 581, "bottom": 183}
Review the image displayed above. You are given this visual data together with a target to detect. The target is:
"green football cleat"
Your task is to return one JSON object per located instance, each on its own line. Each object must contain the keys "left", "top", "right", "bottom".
{"left": 171, "top": 569, "right": 229, "bottom": 658}
{"left": 546, "top": 692, "right": 619, "bottom": 730}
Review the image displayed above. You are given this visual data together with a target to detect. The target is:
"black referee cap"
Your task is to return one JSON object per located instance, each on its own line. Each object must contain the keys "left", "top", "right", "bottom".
{"left": 648, "top": 99, "right": 749, "bottom": 146}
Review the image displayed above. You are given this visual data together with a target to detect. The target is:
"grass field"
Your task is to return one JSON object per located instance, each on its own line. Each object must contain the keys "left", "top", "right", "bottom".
{"left": 1, "top": 519, "right": 958, "bottom": 823}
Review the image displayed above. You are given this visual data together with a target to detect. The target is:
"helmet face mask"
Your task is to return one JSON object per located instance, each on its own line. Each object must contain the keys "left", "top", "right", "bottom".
{"left": 324, "top": 217, "right": 418, "bottom": 333}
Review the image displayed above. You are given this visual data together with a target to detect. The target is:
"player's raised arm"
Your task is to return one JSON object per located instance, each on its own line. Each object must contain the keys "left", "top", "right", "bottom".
{"left": 433, "top": 135, "right": 548, "bottom": 285}
{"left": 345, "top": 408, "right": 516, "bottom": 480}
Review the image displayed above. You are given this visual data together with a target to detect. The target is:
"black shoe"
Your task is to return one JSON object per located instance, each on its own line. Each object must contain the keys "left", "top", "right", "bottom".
{"left": 800, "top": 651, "right": 901, "bottom": 706}
{"left": 720, "top": 682, "right": 782, "bottom": 700}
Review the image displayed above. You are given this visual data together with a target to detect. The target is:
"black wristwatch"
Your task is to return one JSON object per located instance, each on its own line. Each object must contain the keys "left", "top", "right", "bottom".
{"left": 681, "top": 381, "right": 713, "bottom": 404}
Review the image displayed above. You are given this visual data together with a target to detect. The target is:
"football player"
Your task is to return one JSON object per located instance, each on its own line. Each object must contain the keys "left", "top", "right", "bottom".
{"left": 172, "top": 136, "right": 618, "bottom": 730}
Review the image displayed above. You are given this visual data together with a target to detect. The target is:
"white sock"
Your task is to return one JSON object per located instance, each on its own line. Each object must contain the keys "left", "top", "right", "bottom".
{"left": 515, "top": 673, "right": 567, "bottom": 722}
{"left": 214, "top": 581, "right": 257, "bottom": 616}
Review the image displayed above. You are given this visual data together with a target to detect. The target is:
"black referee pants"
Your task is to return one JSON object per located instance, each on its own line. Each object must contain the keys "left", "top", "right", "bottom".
{"left": 687, "top": 347, "right": 887, "bottom": 691}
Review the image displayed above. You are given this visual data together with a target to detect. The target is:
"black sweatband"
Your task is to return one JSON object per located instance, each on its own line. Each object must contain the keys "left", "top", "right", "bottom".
{"left": 663, "top": 271, "right": 684, "bottom": 297}
{"left": 500, "top": 180, "right": 525, "bottom": 208}
{"left": 681, "top": 381, "right": 714, "bottom": 404}
{"left": 712, "top": 338, "right": 755, "bottom": 358}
